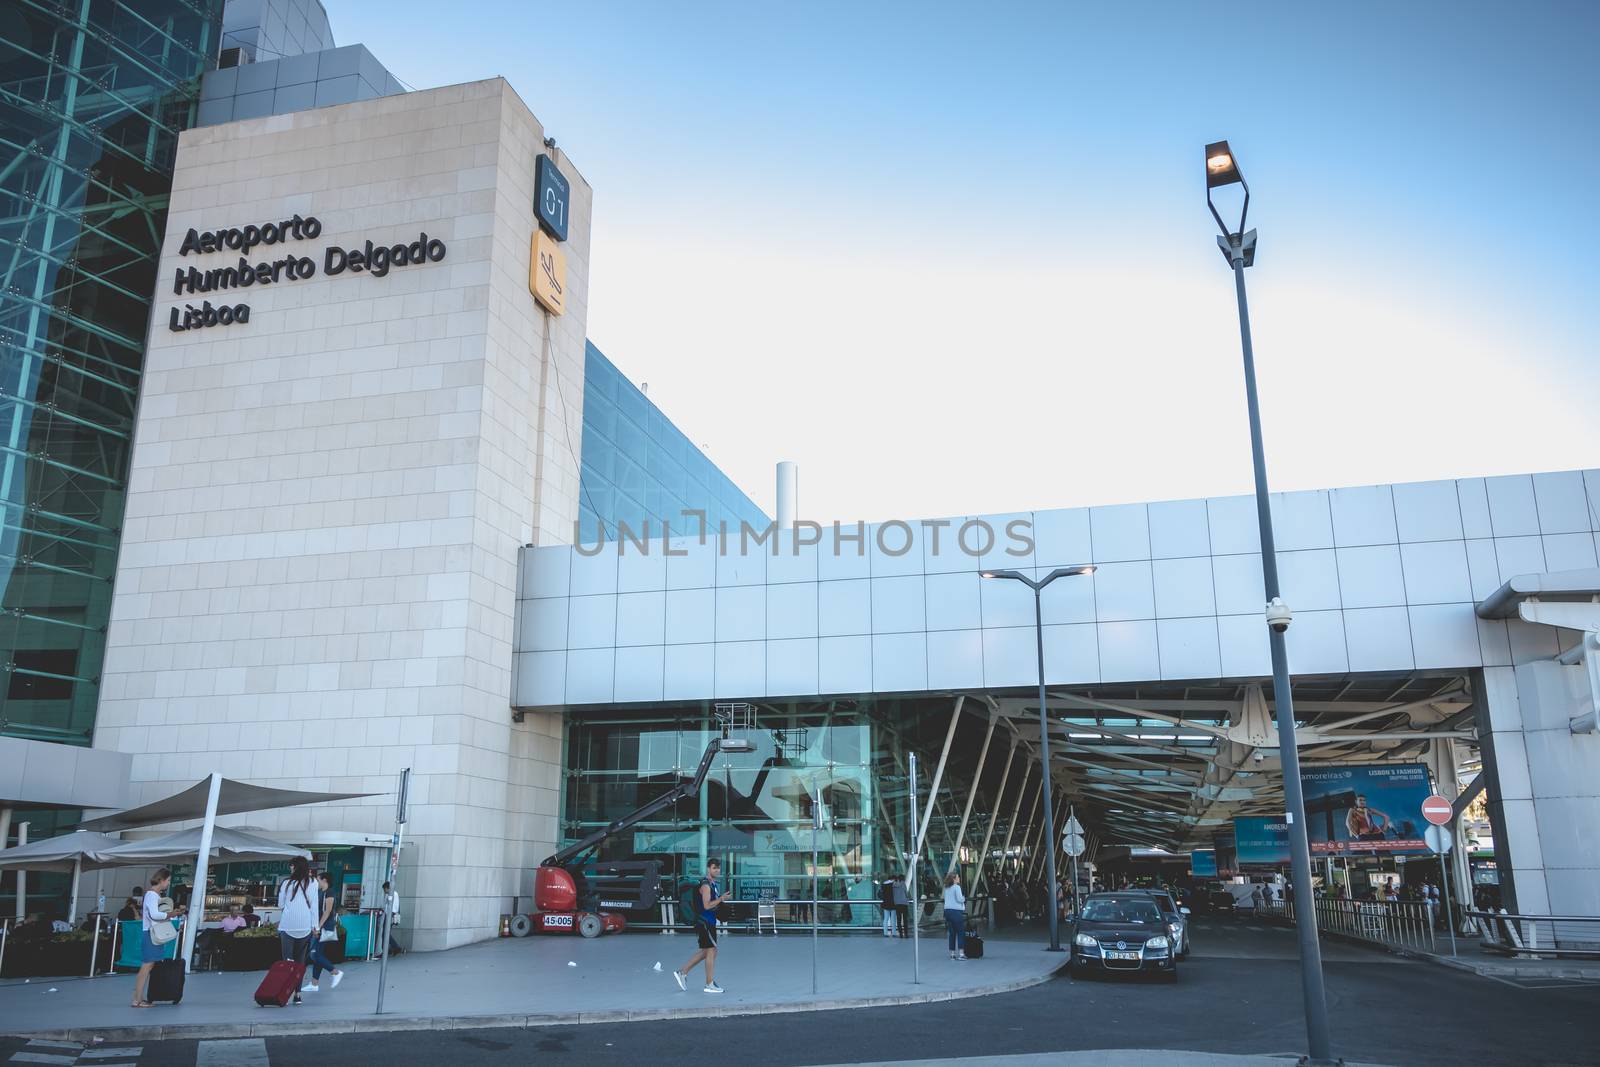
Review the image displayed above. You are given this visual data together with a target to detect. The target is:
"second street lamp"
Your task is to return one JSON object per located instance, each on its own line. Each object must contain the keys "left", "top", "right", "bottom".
{"left": 979, "top": 564, "right": 1094, "bottom": 952}
{"left": 1206, "top": 139, "right": 1337, "bottom": 1067}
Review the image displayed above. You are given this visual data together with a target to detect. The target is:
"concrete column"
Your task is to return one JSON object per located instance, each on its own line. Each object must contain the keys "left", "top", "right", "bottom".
{"left": 1476, "top": 661, "right": 1600, "bottom": 916}
{"left": 14, "top": 822, "right": 27, "bottom": 920}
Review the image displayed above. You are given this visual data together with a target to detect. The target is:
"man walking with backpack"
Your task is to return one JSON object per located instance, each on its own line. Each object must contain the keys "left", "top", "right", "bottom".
{"left": 672, "top": 859, "right": 727, "bottom": 993}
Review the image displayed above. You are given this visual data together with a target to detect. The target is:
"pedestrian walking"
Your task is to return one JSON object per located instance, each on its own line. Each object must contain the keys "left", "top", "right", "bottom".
{"left": 891, "top": 872, "right": 910, "bottom": 937}
{"left": 302, "top": 871, "right": 345, "bottom": 993}
{"left": 671, "top": 859, "right": 727, "bottom": 993}
{"left": 943, "top": 871, "right": 967, "bottom": 960}
{"left": 382, "top": 881, "right": 403, "bottom": 955}
{"left": 277, "top": 856, "right": 317, "bottom": 1005}
{"left": 879, "top": 876, "right": 896, "bottom": 936}
{"left": 131, "top": 869, "right": 185, "bottom": 1008}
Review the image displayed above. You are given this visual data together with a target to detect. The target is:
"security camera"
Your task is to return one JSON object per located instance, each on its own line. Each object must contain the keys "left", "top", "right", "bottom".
{"left": 1252, "top": 751, "right": 1266, "bottom": 764}
{"left": 1265, "top": 597, "right": 1293, "bottom": 633}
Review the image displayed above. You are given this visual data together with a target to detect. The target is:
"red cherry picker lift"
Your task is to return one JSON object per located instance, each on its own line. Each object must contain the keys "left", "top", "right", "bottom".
{"left": 515, "top": 719, "right": 756, "bottom": 938}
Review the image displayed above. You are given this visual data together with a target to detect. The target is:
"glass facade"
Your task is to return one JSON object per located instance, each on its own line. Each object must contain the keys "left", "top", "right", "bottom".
{"left": 562, "top": 700, "right": 1028, "bottom": 930}
{"left": 0, "top": 0, "right": 223, "bottom": 744}
{"left": 578, "top": 342, "right": 768, "bottom": 544}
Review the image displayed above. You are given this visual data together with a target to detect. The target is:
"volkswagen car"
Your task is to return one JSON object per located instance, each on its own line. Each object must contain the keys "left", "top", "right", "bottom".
{"left": 1069, "top": 893, "right": 1178, "bottom": 981}
{"left": 1127, "top": 887, "right": 1192, "bottom": 958}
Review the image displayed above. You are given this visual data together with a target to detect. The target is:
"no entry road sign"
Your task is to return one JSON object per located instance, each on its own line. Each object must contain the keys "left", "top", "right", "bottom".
{"left": 1421, "top": 795, "right": 1452, "bottom": 825}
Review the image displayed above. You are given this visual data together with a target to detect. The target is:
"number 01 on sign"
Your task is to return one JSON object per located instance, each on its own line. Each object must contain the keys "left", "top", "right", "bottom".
{"left": 530, "top": 229, "right": 566, "bottom": 316}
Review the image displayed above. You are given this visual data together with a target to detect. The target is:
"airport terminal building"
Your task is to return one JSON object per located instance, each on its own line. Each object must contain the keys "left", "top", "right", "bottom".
{"left": 4, "top": 0, "right": 1599, "bottom": 952}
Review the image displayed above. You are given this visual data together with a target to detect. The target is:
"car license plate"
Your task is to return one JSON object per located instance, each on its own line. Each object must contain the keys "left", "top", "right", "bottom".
{"left": 1108, "top": 950, "right": 1139, "bottom": 960}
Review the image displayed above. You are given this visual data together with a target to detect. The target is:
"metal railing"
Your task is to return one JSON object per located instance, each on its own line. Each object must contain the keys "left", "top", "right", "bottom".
{"left": 1263, "top": 898, "right": 1445, "bottom": 953}
{"left": 1470, "top": 910, "right": 1600, "bottom": 959}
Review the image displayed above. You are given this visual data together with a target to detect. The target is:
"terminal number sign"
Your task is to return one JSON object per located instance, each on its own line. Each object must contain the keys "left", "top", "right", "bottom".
{"left": 535, "top": 154, "right": 570, "bottom": 242}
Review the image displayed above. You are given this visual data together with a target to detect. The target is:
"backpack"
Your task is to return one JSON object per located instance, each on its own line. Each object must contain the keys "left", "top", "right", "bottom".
{"left": 679, "top": 880, "right": 701, "bottom": 926}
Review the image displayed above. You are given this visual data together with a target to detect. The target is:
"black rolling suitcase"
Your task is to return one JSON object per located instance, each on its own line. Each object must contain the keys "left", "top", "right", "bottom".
{"left": 964, "top": 934, "right": 984, "bottom": 959}
{"left": 147, "top": 958, "right": 185, "bottom": 1003}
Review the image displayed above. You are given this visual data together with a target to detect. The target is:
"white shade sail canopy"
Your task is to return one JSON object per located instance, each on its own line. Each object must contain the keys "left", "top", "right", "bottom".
{"left": 98, "top": 826, "right": 311, "bottom": 865}
{"left": 78, "top": 777, "right": 376, "bottom": 832}
{"left": 0, "top": 830, "right": 125, "bottom": 872}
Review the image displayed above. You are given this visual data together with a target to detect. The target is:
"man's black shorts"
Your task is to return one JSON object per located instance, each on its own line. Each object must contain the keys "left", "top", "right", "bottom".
{"left": 695, "top": 921, "right": 718, "bottom": 950}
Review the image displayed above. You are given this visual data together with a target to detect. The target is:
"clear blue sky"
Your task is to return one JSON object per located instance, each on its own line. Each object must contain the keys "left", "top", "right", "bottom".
{"left": 334, "top": 0, "right": 1599, "bottom": 521}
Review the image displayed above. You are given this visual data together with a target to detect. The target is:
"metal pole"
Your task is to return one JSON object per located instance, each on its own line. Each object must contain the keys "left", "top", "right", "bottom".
{"left": 1439, "top": 844, "right": 1458, "bottom": 956}
{"left": 1228, "top": 242, "right": 1334, "bottom": 1064}
{"left": 914, "top": 697, "right": 964, "bottom": 863}
{"left": 949, "top": 713, "right": 997, "bottom": 875}
{"left": 973, "top": 739, "right": 1018, "bottom": 902}
{"left": 1069, "top": 805, "right": 1081, "bottom": 917}
{"left": 68, "top": 856, "right": 82, "bottom": 925}
{"left": 811, "top": 784, "right": 820, "bottom": 995}
{"left": 180, "top": 773, "right": 222, "bottom": 974}
{"left": 376, "top": 767, "right": 410, "bottom": 1015}
{"left": 908, "top": 751, "right": 920, "bottom": 984}
{"left": 1033, "top": 587, "right": 1064, "bottom": 952}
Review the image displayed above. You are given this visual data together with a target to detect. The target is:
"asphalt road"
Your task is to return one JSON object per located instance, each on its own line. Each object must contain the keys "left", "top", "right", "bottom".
{"left": 4, "top": 917, "right": 1595, "bottom": 1067}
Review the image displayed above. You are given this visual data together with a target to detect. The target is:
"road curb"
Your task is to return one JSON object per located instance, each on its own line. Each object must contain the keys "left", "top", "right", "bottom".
{"left": 6, "top": 957, "right": 1070, "bottom": 1043}
{"left": 1259, "top": 915, "right": 1598, "bottom": 981}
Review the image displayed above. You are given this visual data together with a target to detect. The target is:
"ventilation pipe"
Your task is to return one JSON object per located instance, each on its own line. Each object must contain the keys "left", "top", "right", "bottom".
{"left": 776, "top": 461, "right": 798, "bottom": 531}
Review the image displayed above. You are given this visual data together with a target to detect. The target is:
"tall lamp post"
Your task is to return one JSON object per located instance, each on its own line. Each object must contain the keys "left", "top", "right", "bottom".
{"left": 1206, "top": 139, "right": 1337, "bottom": 1066}
{"left": 979, "top": 564, "right": 1094, "bottom": 952}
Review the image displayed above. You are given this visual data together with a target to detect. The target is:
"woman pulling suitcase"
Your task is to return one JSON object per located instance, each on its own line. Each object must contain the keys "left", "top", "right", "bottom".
{"left": 258, "top": 856, "right": 317, "bottom": 1006}
{"left": 131, "top": 868, "right": 186, "bottom": 1007}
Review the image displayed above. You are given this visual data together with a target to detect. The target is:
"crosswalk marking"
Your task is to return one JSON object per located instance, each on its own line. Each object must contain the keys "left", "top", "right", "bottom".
{"left": 10, "top": 1054, "right": 79, "bottom": 1066}
{"left": 196, "top": 1039, "right": 269, "bottom": 1067}
{"left": 23, "top": 1045, "right": 80, "bottom": 1053}
{"left": 80, "top": 1053, "right": 142, "bottom": 1061}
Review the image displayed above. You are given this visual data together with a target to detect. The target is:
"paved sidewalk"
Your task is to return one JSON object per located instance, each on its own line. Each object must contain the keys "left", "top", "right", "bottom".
{"left": 0, "top": 927, "right": 1064, "bottom": 1041}
{"left": 820, "top": 1055, "right": 1392, "bottom": 1067}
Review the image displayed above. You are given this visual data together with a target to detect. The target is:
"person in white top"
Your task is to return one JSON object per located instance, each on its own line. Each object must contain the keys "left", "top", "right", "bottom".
{"left": 943, "top": 871, "right": 968, "bottom": 961}
{"left": 277, "top": 856, "right": 318, "bottom": 1005}
{"left": 382, "top": 881, "right": 402, "bottom": 956}
{"left": 131, "top": 867, "right": 185, "bottom": 1008}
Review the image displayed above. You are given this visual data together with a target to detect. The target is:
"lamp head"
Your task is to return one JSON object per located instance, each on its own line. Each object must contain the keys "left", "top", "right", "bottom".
{"left": 1205, "top": 140, "right": 1242, "bottom": 188}
{"left": 1205, "top": 139, "right": 1253, "bottom": 258}
{"left": 979, "top": 569, "right": 1027, "bottom": 582}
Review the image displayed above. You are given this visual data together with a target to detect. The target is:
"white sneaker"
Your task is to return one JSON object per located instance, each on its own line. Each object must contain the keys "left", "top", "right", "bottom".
{"left": 703, "top": 983, "right": 724, "bottom": 994}
{"left": 329, "top": 971, "right": 343, "bottom": 989}
{"left": 301, "top": 983, "right": 318, "bottom": 993}
{"left": 673, "top": 969, "right": 687, "bottom": 991}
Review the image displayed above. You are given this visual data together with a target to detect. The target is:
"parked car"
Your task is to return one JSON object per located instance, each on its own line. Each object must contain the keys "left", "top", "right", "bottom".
{"left": 1127, "top": 888, "right": 1192, "bottom": 958}
{"left": 1069, "top": 894, "right": 1178, "bottom": 981}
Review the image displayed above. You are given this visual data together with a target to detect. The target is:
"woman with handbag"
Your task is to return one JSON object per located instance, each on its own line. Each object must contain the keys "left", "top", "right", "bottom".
{"left": 277, "top": 856, "right": 318, "bottom": 1004}
{"left": 302, "top": 871, "right": 344, "bottom": 993}
{"left": 132, "top": 868, "right": 185, "bottom": 1007}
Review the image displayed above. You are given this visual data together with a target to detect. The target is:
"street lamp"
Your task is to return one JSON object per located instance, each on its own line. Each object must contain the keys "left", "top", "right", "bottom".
{"left": 979, "top": 564, "right": 1094, "bottom": 952}
{"left": 1206, "top": 140, "right": 1338, "bottom": 1067}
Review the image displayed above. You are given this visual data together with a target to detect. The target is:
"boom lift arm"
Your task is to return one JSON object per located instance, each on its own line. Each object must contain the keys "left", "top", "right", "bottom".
{"left": 540, "top": 735, "right": 754, "bottom": 868}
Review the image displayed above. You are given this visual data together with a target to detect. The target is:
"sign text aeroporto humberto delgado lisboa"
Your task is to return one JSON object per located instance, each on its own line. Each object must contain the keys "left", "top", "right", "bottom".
{"left": 167, "top": 214, "right": 447, "bottom": 331}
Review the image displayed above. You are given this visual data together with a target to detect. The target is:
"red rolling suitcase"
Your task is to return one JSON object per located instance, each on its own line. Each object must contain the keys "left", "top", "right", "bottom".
{"left": 254, "top": 960, "right": 306, "bottom": 1006}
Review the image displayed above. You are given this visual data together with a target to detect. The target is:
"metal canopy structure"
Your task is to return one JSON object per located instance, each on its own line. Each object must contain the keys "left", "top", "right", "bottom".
{"left": 986, "top": 671, "right": 1476, "bottom": 850}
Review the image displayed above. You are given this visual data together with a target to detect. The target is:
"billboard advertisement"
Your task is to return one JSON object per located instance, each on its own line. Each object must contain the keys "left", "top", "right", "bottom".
{"left": 1233, "top": 817, "right": 1291, "bottom": 867}
{"left": 1189, "top": 849, "right": 1218, "bottom": 878}
{"left": 1300, "top": 763, "right": 1431, "bottom": 855}
{"left": 1211, "top": 826, "right": 1238, "bottom": 877}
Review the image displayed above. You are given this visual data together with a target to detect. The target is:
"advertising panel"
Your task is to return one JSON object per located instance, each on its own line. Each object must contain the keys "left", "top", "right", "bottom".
{"left": 1301, "top": 763, "right": 1431, "bottom": 855}
{"left": 1189, "top": 849, "right": 1218, "bottom": 877}
{"left": 1233, "top": 817, "right": 1291, "bottom": 867}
